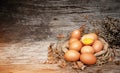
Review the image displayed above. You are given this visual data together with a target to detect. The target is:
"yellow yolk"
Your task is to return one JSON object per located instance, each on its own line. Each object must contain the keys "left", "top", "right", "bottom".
{"left": 82, "top": 38, "right": 94, "bottom": 45}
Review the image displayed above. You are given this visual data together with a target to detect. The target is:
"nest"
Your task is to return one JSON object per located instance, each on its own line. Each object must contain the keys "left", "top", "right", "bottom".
{"left": 46, "top": 25, "right": 115, "bottom": 70}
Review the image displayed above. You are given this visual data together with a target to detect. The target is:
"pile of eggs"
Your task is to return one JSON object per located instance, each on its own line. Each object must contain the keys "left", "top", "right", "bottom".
{"left": 64, "top": 29, "right": 104, "bottom": 65}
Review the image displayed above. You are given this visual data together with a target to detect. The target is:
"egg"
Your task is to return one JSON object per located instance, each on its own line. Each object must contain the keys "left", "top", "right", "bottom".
{"left": 69, "top": 40, "right": 82, "bottom": 51}
{"left": 69, "top": 38, "right": 79, "bottom": 45}
{"left": 87, "top": 33, "right": 98, "bottom": 41}
{"left": 81, "top": 33, "right": 98, "bottom": 45}
{"left": 80, "top": 53, "right": 97, "bottom": 65}
{"left": 81, "top": 46, "right": 95, "bottom": 54}
{"left": 64, "top": 50, "right": 80, "bottom": 62}
{"left": 70, "top": 29, "right": 81, "bottom": 39}
{"left": 92, "top": 40, "right": 103, "bottom": 53}
{"left": 81, "top": 37, "right": 94, "bottom": 45}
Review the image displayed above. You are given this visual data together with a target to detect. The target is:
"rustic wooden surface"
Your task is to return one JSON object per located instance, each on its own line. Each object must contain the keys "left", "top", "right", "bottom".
{"left": 0, "top": 0, "right": 120, "bottom": 73}
{"left": 0, "top": 63, "right": 120, "bottom": 73}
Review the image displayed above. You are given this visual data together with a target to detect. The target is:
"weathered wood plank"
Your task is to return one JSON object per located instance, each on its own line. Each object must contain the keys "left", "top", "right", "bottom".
{"left": 0, "top": 0, "right": 120, "bottom": 73}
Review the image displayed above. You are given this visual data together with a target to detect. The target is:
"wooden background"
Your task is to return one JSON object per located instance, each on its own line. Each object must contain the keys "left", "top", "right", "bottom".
{"left": 0, "top": 0, "right": 120, "bottom": 42}
{"left": 0, "top": 0, "right": 120, "bottom": 73}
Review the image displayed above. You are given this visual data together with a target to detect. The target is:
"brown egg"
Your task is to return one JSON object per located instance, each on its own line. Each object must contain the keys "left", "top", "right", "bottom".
{"left": 70, "top": 29, "right": 81, "bottom": 39}
{"left": 81, "top": 37, "right": 94, "bottom": 46}
{"left": 92, "top": 40, "right": 103, "bottom": 53}
{"left": 80, "top": 53, "right": 97, "bottom": 65}
{"left": 87, "top": 33, "right": 98, "bottom": 41}
{"left": 69, "top": 38, "right": 79, "bottom": 45}
{"left": 81, "top": 46, "right": 95, "bottom": 54}
{"left": 64, "top": 50, "right": 80, "bottom": 62}
{"left": 81, "top": 33, "right": 98, "bottom": 45}
{"left": 69, "top": 40, "right": 82, "bottom": 51}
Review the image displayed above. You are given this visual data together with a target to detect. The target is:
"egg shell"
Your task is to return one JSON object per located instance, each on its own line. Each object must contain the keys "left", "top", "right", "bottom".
{"left": 69, "top": 40, "right": 83, "bottom": 51}
{"left": 80, "top": 53, "right": 97, "bottom": 65}
{"left": 92, "top": 40, "right": 103, "bottom": 53}
{"left": 81, "top": 46, "right": 95, "bottom": 54}
{"left": 64, "top": 50, "right": 80, "bottom": 62}
{"left": 70, "top": 29, "right": 81, "bottom": 39}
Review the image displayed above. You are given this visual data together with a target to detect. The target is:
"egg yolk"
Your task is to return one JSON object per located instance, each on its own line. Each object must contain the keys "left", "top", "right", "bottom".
{"left": 82, "top": 38, "right": 94, "bottom": 45}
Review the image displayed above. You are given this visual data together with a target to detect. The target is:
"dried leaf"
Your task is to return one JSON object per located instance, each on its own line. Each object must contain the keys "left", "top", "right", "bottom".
{"left": 77, "top": 61, "right": 84, "bottom": 68}
{"left": 72, "top": 61, "right": 86, "bottom": 70}
{"left": 58, "top": 60, "right": 67, "bottom": 68}
{"left": 79, "top": 24, "right": 86, "bottom": 33}
{"left": 84, "top": 15, "right": 89, "bottom": 19}
{"left": 108, "top": 57, "right": 114, "bottom": 62}
{"left": 81, "top": 65, "right": 86, "bottom": 70}
{"left": 72, "top": 62, "right": 79, "bottom": 69}
{"left": 114, "top": 60, "right": 120, "bottom": 65}
{"left": 56, "top": 34, "right": 65, "bottom": 38}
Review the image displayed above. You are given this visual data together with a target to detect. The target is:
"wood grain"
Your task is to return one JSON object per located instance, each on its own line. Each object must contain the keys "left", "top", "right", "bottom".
{"left": 0, "top": 0, "right": 120, "bottom": 73}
